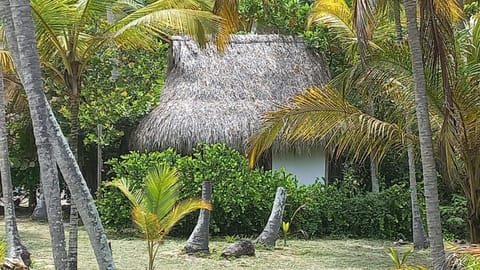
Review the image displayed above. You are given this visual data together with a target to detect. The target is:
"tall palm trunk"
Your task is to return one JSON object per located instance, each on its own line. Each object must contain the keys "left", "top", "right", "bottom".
{"left": 2, "top": 1, "right": 115, "bottom": 268}
{"left": 404, "top": 0, "right": 445, "bottom": 268}
{"left": 67, "top": 86, "right": 81, "bottom": 270}
{"left": 0, "top": 66, "right": 31, "bottom": 266}
{"left": 393, "top": 0, "right": 403, "bottom": 42}
{"left": 393, "top": 6, "right": 426, "bottom": 248}
{"left": 406, "top": 123, "right": 427, "bottom": 249}
{"left": 0, "top": 1, "right": 69, "bottom": 269}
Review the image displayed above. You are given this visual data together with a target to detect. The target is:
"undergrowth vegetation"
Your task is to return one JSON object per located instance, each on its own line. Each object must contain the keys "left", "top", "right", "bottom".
{"left": 96, "top": 144, "right": 437, "bottom": 240}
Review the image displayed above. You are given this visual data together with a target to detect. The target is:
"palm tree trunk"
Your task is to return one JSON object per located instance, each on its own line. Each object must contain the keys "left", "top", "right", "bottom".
{"left": 393, "top": 0, "right": 403, "bottom": 42}
{"left": 404, "top": 0, "right": 445, "bottom": 268}
{"left": 370, "top": 156, "right": 379, "bottom": 192}
{"left": 0, "top": 1, "right": 68, "bottom": 269}
{"left": 68, "top": 89, "right": 80, "bottom": 270}
{"left": 185, "top": 181, "right": 212, "bottom": 254}
{"left": 256, "top": 187, "right": 287, "bottom": 246}
{"left": 0, "top": 66, "right": 31, "bottom": 266}
{"left": 0, "top": 1, "right": 114, "bottom": 269}
{"left": 45, "top": 103, "right": 116, "bottom": 270}
{"left": 406, "top": 123, "right": 427, "bottom": 249}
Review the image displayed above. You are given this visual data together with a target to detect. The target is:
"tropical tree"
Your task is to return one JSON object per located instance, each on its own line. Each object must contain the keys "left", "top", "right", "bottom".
{"left": 30, "top": 1, "right": 226, "bottom": 268}
{"left": 0, "top": 1, "right": 70, "bottom": 269}
{"left": 0, "top": 40, "right": 30, "bottom": 267}
{"left": 0, "top": 0, "right": 115, "bottom": 269}
{"left": 306, "top": 0, "right": 428, "bottom": 247}
{"left": 107, "top": 166, "right": 211, "bottom": 270}
{"left": 312, "top": 0, "right": 462, "bottom": 267}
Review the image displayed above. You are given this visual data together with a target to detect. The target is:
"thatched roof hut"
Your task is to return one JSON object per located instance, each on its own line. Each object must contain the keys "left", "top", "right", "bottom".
{"left": 132, "top": 34, "right": 330, "bottom": 154}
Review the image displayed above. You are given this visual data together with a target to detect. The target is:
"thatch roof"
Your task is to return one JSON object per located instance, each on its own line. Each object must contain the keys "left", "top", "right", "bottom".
{"left": 132, "top": 34, "right": 330, "bottom": 154}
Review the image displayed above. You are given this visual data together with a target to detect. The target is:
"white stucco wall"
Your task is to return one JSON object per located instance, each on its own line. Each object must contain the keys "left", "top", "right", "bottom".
{"left": 272, "top": 148, "right": 327, "bottom": 186}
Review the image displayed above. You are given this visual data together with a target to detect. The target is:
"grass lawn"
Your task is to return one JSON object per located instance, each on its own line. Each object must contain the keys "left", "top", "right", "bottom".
{"left": 1, "top": 218, "right": 431, "bottom": 269}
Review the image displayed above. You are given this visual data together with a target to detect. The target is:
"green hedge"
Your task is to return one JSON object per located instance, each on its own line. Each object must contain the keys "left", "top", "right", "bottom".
{"left": 96, "top": 144, "right": 297, "bottom": 235}
{"left": 287, "top": 183, "right": 413, "bottom": 239}
{"left": 97, "top": 144, "right": 415, "bottom": 239}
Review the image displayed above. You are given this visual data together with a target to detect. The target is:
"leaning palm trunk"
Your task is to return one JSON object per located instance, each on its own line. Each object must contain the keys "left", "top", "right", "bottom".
{"left": 185, "top": 181, "right": 213, "bottom": 254}
{"left": 0, "top": 1, "right": 115, "bottom": 269}
{"left": 406, "top": 123, "right": 427, "bottom": 249}
{"left": 0, "top": 1, "right": 68, "bottom": 269}
{"left": 0, "top": 66, "right": 30, "bottom": 266}
{"left": 404, "top": 0, "right": 445, "bottom": 268}
{"left": 256, "top": 187, "right": 287, "bottom": 247}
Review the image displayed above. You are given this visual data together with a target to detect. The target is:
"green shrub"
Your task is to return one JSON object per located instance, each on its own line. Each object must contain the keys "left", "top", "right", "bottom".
{"left": 97, "top": 143, "right": 414, "bottom": 239}
{"left": 96, "top": 149, "right": 180, "bottom": 229}
{"left": 97, "top": 144, "right": 297, "bottom": 235}
{"left": 288, "top": 183, "right": 413, "bottom": 239}
{"left": 440, "top": 194, "right": 468, "bottom": 240}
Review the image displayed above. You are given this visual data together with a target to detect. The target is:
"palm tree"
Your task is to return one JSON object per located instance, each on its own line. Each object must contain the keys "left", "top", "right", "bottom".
{"left": 108, "top": 166, "right": 211, "bottom": 270}
{"left": 30, "top": 1, "right": 225, "bottom": 268}
{"left": 0, "top": 1, "right": 70, "bottom": 269}
{"left": 0, "top": 44, "right": 30, "bottom": 266}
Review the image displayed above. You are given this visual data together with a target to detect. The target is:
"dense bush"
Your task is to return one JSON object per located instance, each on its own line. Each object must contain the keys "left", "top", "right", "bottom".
{"left": 97, "top": 144, "right": 415, "bottom": 239}
{"left": 97, "top": 144, "right": 297, "bottom": 235}
{"left": 440, "top": 194, "right": 468, "bottom": 240}
{"left": 96, "top": 149, "right": 180, "bottom": 229}
{"left": 287, "top": 183, "right": 413, "bottom": 240}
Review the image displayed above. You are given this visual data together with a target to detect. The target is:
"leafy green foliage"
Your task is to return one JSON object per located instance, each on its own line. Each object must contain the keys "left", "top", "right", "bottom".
{"left": 440, "top": 194, "right": 468, "bottom": 240}
{"left": 80, "top": 43, "right": 167, "bottom": 147}
{"left": 175, "top": 144, "right": 298, "bottom": 235}
{"left": 288, "top": 183, "right": 413, "bottom": 239}
{"left": 96, "top": 149, "right": 180, "bottom": 229}
{"left": 0, "top": 240, "right": 5, "bottom": 262}
{"left": 98, "top": 144, "right": 414, "bottom": 239}
{"left": 238, "top": 0, "right": 348, "bottom": 76}
{"left": 107, "top": 165, "right": 211, "bottom": 270}
{"left": 386, "top": 246, "right": 428, "bottom": 270}
{"left": 97, "top": 144, "right": 298, "bottom": 235}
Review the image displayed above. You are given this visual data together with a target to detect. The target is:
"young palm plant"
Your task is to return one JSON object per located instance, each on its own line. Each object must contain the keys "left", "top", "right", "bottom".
{"left": 107, "top": 166, "right": 212, "bottom": 270}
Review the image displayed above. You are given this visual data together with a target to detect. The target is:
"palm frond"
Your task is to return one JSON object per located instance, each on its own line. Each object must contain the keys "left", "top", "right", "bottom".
{"left": 112, "top": 7, "right": 223, "bottom": 49}
{"left": 213, "top": 0, "right": 238, "bottom": 51}
{"left": 352, "top": 0, "right": 376, "bottom": 58}
{"left": 76, "top": 0, "right": 116, "bottom": 23}
{"left": 159, "top": 199, "right": 211, "bottom": 237}
{"left": 248, "top": 85, "right": 410, "bottom": 166}
{"left": 308, "top": 0, "right": 354, "bottom": 39}
{"left": 0, "top": 50, "right": 14, "bottom": 72}
{"left": 31, "top": 0, "right": 74, "bottom": 72}
{"left": 132, "top": 207, "right": 163, "bottom": 240}
{"left": 143, "top": 166, "right": 180, "bottom": 220}
{"left": 105, "top": 178, "right": 142, "bottom": 208}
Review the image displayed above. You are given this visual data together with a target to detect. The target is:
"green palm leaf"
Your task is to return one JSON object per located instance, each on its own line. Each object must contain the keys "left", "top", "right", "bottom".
{"left": 248, "top": 85, "right": 410, "bottom": 166}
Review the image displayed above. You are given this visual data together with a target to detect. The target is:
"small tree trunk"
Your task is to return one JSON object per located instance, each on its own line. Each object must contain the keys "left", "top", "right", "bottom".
{"left": 406, "top": 123, "right": 427, "bottom": 249}
{"left": 31, "top": 187, "right": 47, "bottom": 221}
{"left": 370, "top": 156, "right": 379, "bottom": 193}
{"left": 185, "top": 181, "right": 212, "bottom": 254}
{"left": 393, "top": 0, "right": 403, "bottom": 42}
{"left": 256, "top": 187, "right": 287, "bottom": 247}
{"left": 0, "top": 66, "right": 31, "bottom": 266}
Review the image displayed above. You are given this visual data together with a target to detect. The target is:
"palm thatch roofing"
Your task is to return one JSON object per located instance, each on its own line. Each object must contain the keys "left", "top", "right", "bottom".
{"left": 132, "top": 34, "right": 330, "bottom": 154}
